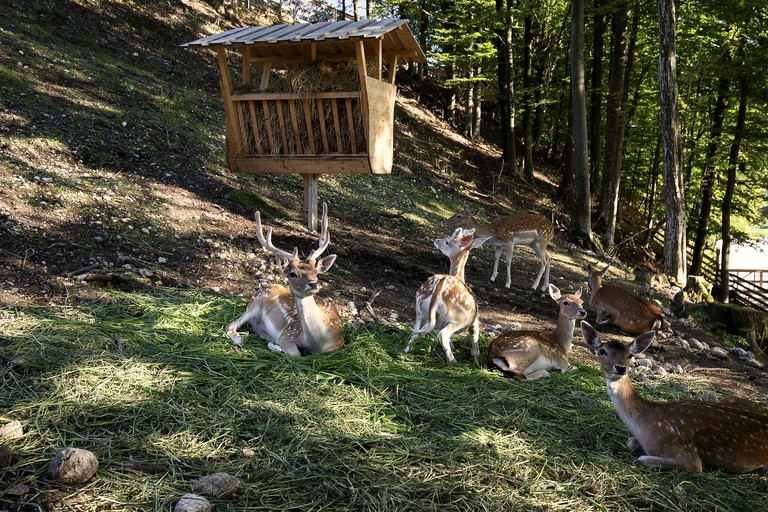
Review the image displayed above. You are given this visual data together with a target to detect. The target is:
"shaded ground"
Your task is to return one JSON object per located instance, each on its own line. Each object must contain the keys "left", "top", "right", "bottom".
{"left": 1, "top": 0, "right": 766, "bottom": 405}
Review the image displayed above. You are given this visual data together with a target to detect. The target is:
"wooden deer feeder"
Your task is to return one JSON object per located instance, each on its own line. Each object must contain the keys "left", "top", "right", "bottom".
{"left": 182, "top": 18, "right": 426, "bottom": 229}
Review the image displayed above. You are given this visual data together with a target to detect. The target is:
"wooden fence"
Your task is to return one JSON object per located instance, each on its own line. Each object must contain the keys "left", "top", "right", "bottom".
{"left": 620, "top": 202, "right": 768, "bottom": 312}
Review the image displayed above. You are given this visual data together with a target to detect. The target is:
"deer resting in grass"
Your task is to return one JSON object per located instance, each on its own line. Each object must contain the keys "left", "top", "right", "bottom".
{"left": 582, "top": 320, "right": 768, "bottom": 473}
{"left": 444, "top": 207, "right": 554, "bottom": 292}
{"left": 482, "top": 284, "right": 586, "bottom": 381}
{"left": 225, "top": 203, "right": 344, "bottom": 356}
{"left": 404, "top": 228, "right": 490, "bottom": 364}
{"left": 586, "top": 263, "right": 669, "bottom": 335}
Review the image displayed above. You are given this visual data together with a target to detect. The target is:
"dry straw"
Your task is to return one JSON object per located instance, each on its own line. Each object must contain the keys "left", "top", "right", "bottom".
{"left": 1, "top": 291, "right": 766, "bottom": 511}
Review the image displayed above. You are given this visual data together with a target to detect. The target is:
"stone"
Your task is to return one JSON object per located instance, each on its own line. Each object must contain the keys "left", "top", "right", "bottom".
{"left": 47, "top": 447, "right": 98, "bottom": 484}
{"left": 748, "top": 359, "right": 765, "bottom": 369}
{"left": 0, "top": 420, "right": 23, "bottom": 441}
{"left": 5, "top": 484, "right": 29, "bottom": 497}
{"left": 174, "top": 493, "right": 212, "bottom": 512}
{"left": 685, "top": 276, "right": 714, "bottom": 303}
{"left": 0, "top": 444, "right": 10, "bottom": 468}
{"left": 192, "top": 472, "right": 241, "bottom": 499}
{"left": 710, "top": 346, "right": 729, "bottom": 359}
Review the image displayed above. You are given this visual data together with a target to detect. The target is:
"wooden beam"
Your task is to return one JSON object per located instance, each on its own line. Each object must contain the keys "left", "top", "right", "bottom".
{"left": 389, "top": 55, "right": 399, "bottom": 84}
{"left": 260, "top": 62, "right": 272, "bottom": 90}
{"left": 355, "top": 40, "right": 370, "bottom": 144}
{"left": 303, "top": 173, "right": 319, "bottom": 231}
{"left": 216, "top": 47, "right": 238, "bottom": 170}
{"left": 233, "top": 157, "right": 374, "bottom": 174}
{"left": 377, "top": 38, "right": 383, "bottom": 81}
{"left": 231, "top": 92, "right": 361, "bottom": 101}
{"left": 242, "top": 47, "right": 251, "bottom": 85}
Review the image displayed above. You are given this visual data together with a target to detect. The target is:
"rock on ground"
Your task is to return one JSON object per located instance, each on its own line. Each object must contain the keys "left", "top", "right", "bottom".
{"left": 175, "top": 493, "right": 212, "bottom": 512}
{"left": 192, "top": 472, "right": 241, "bottom": 498}
{"left": 47, "top": 447, "right": 99, "bottom": 484}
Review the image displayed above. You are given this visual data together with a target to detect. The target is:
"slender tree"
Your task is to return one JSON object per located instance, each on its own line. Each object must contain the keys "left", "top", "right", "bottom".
{"left": 601, "top": 0, "right": 630, "bottom": 250}
{"left": 522, "top": 10, "right": 535, "bottom": 180}
{"left": 658, "top": 0, "right": 686, "bottom": 284}
{"left": 570, "top": 0, "right": 594, "bottom": 246}
{"left": 589, "top": 0, "right": 606, "bottom": 195}
{"left": 495, "top": 0, "right": 518, "bottom": 175}
{"left": 719, "top": 73, "right": 748, "bottom": 302}
{"left": 689, "top": 73, "right": 730, "bottom": 276}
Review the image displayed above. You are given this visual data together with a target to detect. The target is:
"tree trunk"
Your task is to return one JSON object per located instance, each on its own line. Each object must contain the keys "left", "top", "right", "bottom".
{"left": 445, "top": 62, "right": 457, "bottom": 127}
{"left": 658, "top": 0, "right": 686, "bottom": 284}
{"left": 472, "top": 64, "right": 482, "bottom": 137}
{"left": 719, "top": 76, "right": 748, "bottom": 302}
{"left": 496, "top": 0, "right": 517, "bottom": 175}
{"left": 465, "top": 67, "right": 475, "bottom": 138}
{"left": 642, "top": 135, "right": 661, "bottom": 248}
{"left": 418, "top": 0, "right": 429, "bottom": 78}
{"left": 601, "top": 0, "right": 630, "bottom": 250}
{"left": 570, "top": 0, "right": 593, "bottom": 246}
{"left": 522, "top": 13, "right": 534, "bottom": 181}
{"left": 352, "top": 0, "right": 359, "bottom": 20}
{"left": 589, "top": 0, "right": 606, "bottom": 197}
{"left": 689, "top": 74, "right": 730, "bottom": 276}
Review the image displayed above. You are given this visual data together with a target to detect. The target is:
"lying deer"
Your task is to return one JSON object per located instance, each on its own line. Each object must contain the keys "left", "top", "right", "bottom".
{"left": 586, "top": 263, "right": 669, "bottom": 335}
{"left": 225, "top": 203, "right": 344, "bottom": 356}
{"left": 404, "top": 228, "right": 490, "bottom": 364}
{"left": 582, "top": 321, "right": 768, "bottom": 473}
{"left": 482, "top": 284, "right": 586, "bottom": 381}
{"left": 444, "top": 207, "right": 553, "bottom": 292}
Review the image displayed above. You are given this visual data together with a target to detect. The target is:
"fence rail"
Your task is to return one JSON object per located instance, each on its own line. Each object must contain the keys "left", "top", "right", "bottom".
{"left": 620, "top": 201, "right": 768, "bottom": 312}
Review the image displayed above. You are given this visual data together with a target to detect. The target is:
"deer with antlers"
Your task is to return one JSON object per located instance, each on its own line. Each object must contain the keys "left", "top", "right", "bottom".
{"left": 225, "top": 203, "right": 344, "bottom": 356}
{"left": 586, "top": 263, "right": 669, "bottom": 335}
{"left": 404, "top": 228, "right": 490, "bottom": 364}
{"left": 444, "top": 207, "right": 554, "bottom": 292}
{"left": 583, "top": 320, "right": 768, "bottom": 473}
{"left": 482, "top": 284, "right": 586, "bottom": 381}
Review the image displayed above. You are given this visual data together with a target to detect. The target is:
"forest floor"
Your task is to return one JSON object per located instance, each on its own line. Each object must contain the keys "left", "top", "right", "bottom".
{"left": 1, "top": 0, "right": 766, "bottom": 399}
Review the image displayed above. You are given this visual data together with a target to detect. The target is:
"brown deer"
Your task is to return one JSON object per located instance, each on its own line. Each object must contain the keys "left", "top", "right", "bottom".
{"left": 582, "top": 320, "right": 768, "bottom": 473}
{"left": 586, "top": 263, "right": 669, "bottom": 335}
{"left": 444, "top": 207, "right": 554, "bottom": 292}
{"left": 404, "top": 228, "right": 490, "bottom": 364}
{"left": 225, "top": 202, "right": 344, "bottom": 356}
{"left": 482, "top": 284, "right": 586, "bottom": 381}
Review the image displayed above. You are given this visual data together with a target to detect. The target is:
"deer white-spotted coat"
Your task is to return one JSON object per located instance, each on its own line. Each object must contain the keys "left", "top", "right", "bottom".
{"left": 445, "top": 207, "right": 554, "bottom": 291}
{"left": 586, "top": 263, "right": 669, "bottom": 335}
{"left": 404, "top": 228, "right": 489, "bottom": 363}
{"left": 482, "top": 284, "right": 586, "bottom": 381}
{"left": 583, "top": 320, "right": 768, "bottom": 473}
{"left": 225, "top": 203, "right": 344, "bottom": 356}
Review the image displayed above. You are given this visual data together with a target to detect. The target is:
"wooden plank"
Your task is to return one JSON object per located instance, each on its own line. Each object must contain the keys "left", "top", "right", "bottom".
{"left": 261, "top": 100, "right": 276, "bottom": 153}
{"left": 389, "top": 55, "right": 398, "bottom": 84}
{"left": 365, "top": 75, "right": 396, "bottom": 173}
{"left": 260, "top": 62, "right": 272, "bottom": 90}
{"left": 317, "top": 99, "right": 330, "bottom": 153}
{"left": 331, "top": 99, "right": 343, "bottom": 152}
{"left": 355, "top": 40, "right": 370, "bottom": 142}
{"left": 303, "top": 99, "right": 316, "bottom": 154}
{"left": 247, "top": 101, "right": 263, "bottom": 155}
{"left": 288, "top": 100, "right": 303, "bottom": 153}
{"left": 275, "top": 100, "right": 289, "bottom": 153}
{"left": 233, "top": 156, "right": 372, "bottom": 174}
{"left": 231, "top": 91, "right": 362, "bottom": 101}
{"left": 216, "top": 47, "right": 239, "bottom": 169}
{"left": 234, "top": 101, "right": 249, "bottom": 156}
{"left": 346, "top": 97, "right": 357, "bottom": 153}
{"left": 376, "top": 37, "right": 382, "bottom": 81}
{"left": 242, "top": 47, "right": 251, "bottom": 85}
{"left": 303, "top": 173, "right": 319, "bottom": 231}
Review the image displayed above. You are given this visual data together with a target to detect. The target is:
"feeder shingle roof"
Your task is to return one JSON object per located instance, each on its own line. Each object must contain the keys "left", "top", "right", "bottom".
{"left": 182, "top": 18, "right": 426, "bottom": 63}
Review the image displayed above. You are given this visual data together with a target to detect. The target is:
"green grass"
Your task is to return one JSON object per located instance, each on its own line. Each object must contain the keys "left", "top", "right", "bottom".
{"left": 2, "top": 291, "right": 767, "bottom": 511}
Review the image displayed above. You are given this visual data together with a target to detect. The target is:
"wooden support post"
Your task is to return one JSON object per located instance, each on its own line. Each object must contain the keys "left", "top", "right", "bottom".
{"left": 376, "top": 38, "right": 383, "bottom": 81}
{"left": 303, "top": 173, "right": 320, "bottom": 231}
{"left": 389, "top": 55, "right": 399, "bottom": 84}
{"left": 355, "top": 40, "right": 370, "bottom": 143}
{"left": 216, "top": 47, "right": 238, "bottom": 170}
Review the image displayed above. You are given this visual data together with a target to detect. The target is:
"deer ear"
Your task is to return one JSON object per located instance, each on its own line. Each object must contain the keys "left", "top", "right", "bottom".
{"left": 459, "top": 236, "right": 474, "bottom": 248}
{"left": 574, "top": 286, "right": 583, "bottom": 298}
{"left": 629, "top": 331, "right": 655, "bottom": 354}
{"left": 548, "top": 284, "right": 561, "bottom": 301}
{"left": 580, "top": 321, "right": 601, "bottom": 351}
{"left": 472, "top": 236, "right": 490, "bottom": 248}
{"left": 316, "top": 254, "right": 337, "bottom": 274}
{"left": 275, "top": 255, "right": 290, "bottom": 267}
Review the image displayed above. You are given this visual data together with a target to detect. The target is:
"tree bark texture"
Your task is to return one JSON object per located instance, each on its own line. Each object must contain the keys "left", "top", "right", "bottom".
{"left": 589, "top": 0, "right": 606, "bottom": 196}
{"left": 523, "top": 13, "right": 535, "bottom": 180}
{"left": 658, "top": 0, "right": 686, "bottom": 283}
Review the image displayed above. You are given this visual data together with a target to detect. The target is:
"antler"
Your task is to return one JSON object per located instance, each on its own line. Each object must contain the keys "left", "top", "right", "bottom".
{"left": 308, "top": 202, "right": 331, "bottom": 261}
{"left": 254, "top": 211, "right": 297, "bottom": 260}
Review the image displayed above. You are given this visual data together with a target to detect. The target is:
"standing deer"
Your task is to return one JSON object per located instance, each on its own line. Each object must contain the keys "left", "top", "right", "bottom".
{"left": 482, "top": 284, "right": 586, "bottom": 381}
{"left": 586, "top": 263, "right": 669, "bottom": 335}
{"left": 582, "top": 321, "right": 768, "bottom": 473}
{"left": 404, "top": 228, "right": 490, "bottom": 364}
{"left": 225, "top": 203, "right": 344, "bottom": 356}
{"left": 444, "top": 207, "right": 554, "bottom": 292}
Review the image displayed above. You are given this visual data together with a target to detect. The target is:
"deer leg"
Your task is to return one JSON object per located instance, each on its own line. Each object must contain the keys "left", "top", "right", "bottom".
{"left": 637, "top": 454, "right": 703, "bottom": 473}
{"left": 438, "top": 328, "right": 458, "bottom": 364}
{"left": 505, "top": 242, "right": 515, "bottom": 288}
{"left": 490, "top": 247, "right": 503, "bottom": 282}
{"left": 468, "top": 316, "right": 480, "bottom": 355}
{"left": 531, "top": 242, "right": 551, "bottom": 291}
{"left": 270, "top": 339, "right": 302, "bottom": 357}
{"left": 225, "top": 300, "right": 261, "bottom": 347}
{"left": 404, "top": 330, "right": 422, "bottom": 354}
{"left": 523, "top": 368, "right": 552, "bottom": 381}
